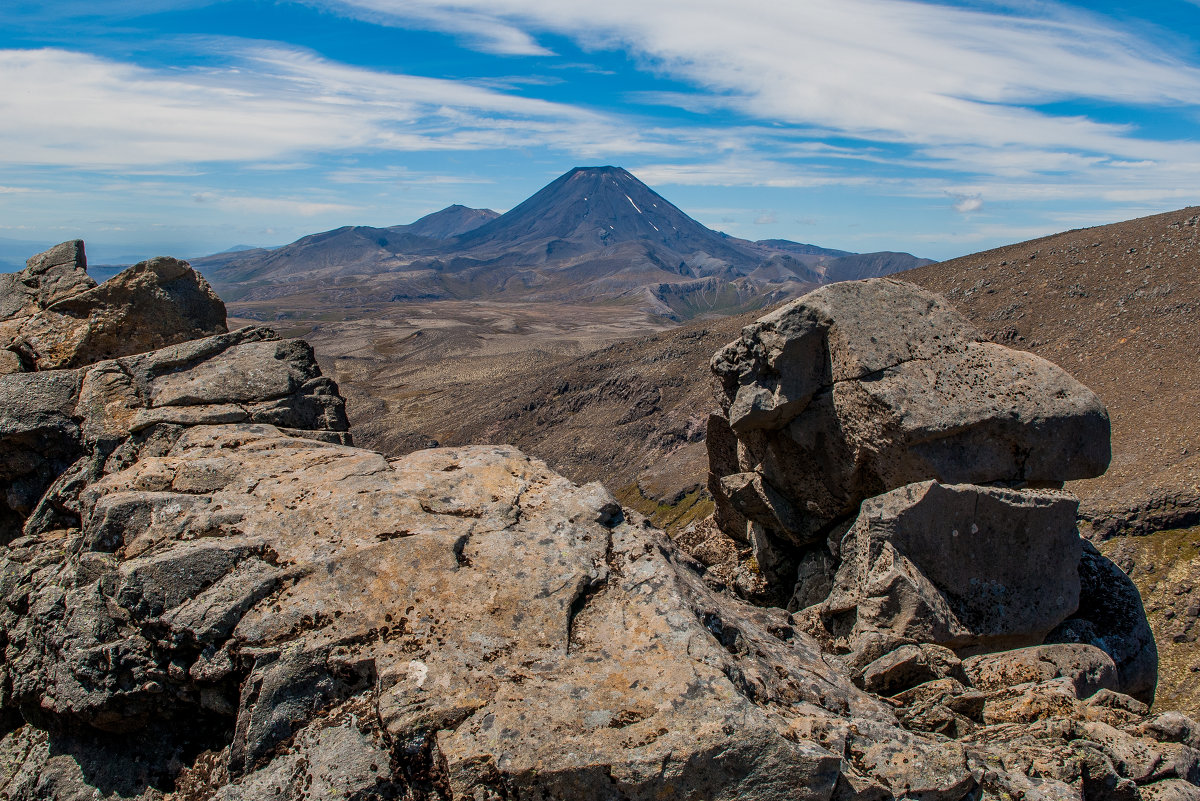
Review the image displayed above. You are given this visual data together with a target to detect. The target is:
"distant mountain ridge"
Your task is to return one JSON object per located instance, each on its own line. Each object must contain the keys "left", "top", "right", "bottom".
{"left": 194, "top": 166, "right": 932, "bottom": 318}
{"left": 396, "top": 204, "right": 499, "bottom": 239}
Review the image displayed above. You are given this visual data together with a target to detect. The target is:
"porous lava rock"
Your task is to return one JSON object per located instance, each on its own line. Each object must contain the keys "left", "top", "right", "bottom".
{"left": 0, "top": 240, "right": 226, "bottom": 372}
{"left": 963, "top": 643, "right": 1121, "bottom": 699}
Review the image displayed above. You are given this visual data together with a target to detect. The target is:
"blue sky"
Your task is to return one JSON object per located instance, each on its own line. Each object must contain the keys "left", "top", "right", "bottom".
{"left": 4, "top": 0, "right": 1200, "bottom": 263}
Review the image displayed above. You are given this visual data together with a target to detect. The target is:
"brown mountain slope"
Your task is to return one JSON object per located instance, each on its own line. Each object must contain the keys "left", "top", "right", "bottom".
{"left": 292, "top": 303, "right": 763, "bottom": 529}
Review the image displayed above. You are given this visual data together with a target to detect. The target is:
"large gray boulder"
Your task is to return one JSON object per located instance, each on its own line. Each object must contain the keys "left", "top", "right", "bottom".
{"left": 0, "top": 327, "right": 349, "bottom": 542}
{"left": 708, "top": 278, "right": 1110, "bottom": 552}
{"left": 799, "top": 480, "right": 1083, "bottom": 667}
{"left": 0, "top": 241, "right": 226, "bottom": 373}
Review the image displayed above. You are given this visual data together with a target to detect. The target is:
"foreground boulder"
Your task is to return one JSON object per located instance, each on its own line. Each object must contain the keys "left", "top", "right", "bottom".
{"left": 701, "top": 277, "right": 1156, "bottom": 705}
{"left": 0, "top": 326, "right": 349, "bottom": 542}
{"left": 2, "top": 424, "right": 1196, "bottom": 801}
{"left": 0, "top": 240, "right": 226, "bottom": 372}
{"left": 0, "top": 425, "right": 876, "bottom": 799}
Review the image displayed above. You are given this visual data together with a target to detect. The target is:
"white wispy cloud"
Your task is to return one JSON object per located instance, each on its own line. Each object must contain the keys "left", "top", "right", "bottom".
{"left": 632, "top": 157, "right": 877, "bottom": 188}
{"left": 0, "top": 45, "right": 634, "bottom": 168}
{"left": 191, "top": 192, "right": 361, "bottom": 216}
{"left": 323, "top": 0, "right": 1200, "bottom": 162}
{"left": 950, "top": 193, "right": 984, "bottom": 214}
{"left": 326, "top": 166, "right": 495, "bottom": 185}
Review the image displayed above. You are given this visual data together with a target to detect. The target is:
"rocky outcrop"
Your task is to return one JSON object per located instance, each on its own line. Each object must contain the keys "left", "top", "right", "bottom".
{"left": 0, "top": 427, "right": 871, "bottom": 798}
{"left": 0, "top": 240, "right": 336, "bottom": 545}
{"left": 0, "top": 240, "right": 226, "bottom": 373}
{"left": 0, "top": 247, "right": 1194, "bottom": 800}
{"left": 708, "top": 278, "right": 1110, "bottom": 550}
{"left": 0, "top": 241, "right": 93, "bottom": 322}
{"left": 2, "top": 424, "right": 1198, "bottom": 801}
{"left": 704, "top": 278, "right": 1157, "bottom": 706}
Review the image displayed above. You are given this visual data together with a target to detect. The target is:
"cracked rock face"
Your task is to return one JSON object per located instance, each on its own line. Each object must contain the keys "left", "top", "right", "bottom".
{"left": 0, "top": 241, "right": 227, "bottom": 373}
{"left": 0, "top": 425, "right": 879, "bottom": 800}
{"left": 702, "top": 277, "right": 1157, "bottom": 707}
{"left": 3, "top": 425, "right": 1197, "bottom": 801}
{"left": 0, "top": 326, "right": 349, "bottom": 542}
{"left": 708, "top": 278, "right": 1111, "bottom": 552}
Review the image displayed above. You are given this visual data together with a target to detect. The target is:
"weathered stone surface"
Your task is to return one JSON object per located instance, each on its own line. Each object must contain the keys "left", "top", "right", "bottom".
{"left": 801, "top": 480, "right": 1082, "bottom": 666}
{"left": 0, "top": 370, "right": 85, "bottom": 540}
{"left": 0, "top": 426, "right": 889, "bottom": 799}
{"left": 7, "top": 425, "right": 1192, "bottom": 800}
{"left": 963, "top": 644, "right": 1120, "bottom": 699}
{"left": 0, "top": 240, "right": 92, "bottom": 325}
{"left": 1138, "top": 712, "right": 1200, "bottom": 751}
{"left": 0, "top": 723, "right": 215, "bottom": 800}
{"left": 1143, "top": 779, "right": 1200, "bottom": 801}
{"left": 1047, "top": 541, "right": 1159, "bottom": 705}
{"left": 0, "top": 242, "right": 227, "bottom": 372}
{"left": 859, "top": 644, "right": 966, "bottom": 697}
{"left": 708, "top": 278, "right": 1110, "bottom": 549}
{"left": 0, "top": 327, "right": 349, "bottom": 542}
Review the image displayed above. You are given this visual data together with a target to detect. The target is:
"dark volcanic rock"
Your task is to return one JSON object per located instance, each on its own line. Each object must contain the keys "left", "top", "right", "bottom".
{"left": 706, "top": 275, "right": 1159, "bottom": 712}
{"left": 708, "top": 277, "right": 1110, "bottom": 552}
{"left": 799, "top": 481, "right": 1083, "bottom": 666}
{"left": 0, "top": 371, "right": 84, "bottom": 538}
{"left": 1048, "top": 541, "right": 1159, "bottom": 705}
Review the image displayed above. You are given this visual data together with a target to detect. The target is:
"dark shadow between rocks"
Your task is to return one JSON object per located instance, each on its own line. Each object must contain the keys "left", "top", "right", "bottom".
{"left": 44, "top": 719, "right": 235, "bottom": 797}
